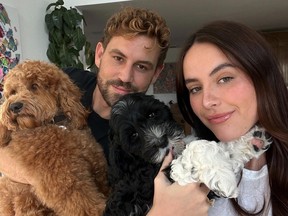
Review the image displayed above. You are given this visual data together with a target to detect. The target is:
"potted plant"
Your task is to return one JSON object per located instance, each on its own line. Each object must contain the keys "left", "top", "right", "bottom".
{"left": 45, "top": 0, "right": 95, "bottom": 69}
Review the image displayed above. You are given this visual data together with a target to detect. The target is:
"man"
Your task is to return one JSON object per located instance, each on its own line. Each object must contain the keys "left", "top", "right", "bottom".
{"left": 64, "top": 7, "right": 170, "bottom": 159}
{"left": 0, "top": 7, "right": 210, "bottom": 215}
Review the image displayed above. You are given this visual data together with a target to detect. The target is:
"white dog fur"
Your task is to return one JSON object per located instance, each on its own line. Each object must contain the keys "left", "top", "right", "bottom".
{"left": 170, "top": 125, "right": 271, "bottom": 198}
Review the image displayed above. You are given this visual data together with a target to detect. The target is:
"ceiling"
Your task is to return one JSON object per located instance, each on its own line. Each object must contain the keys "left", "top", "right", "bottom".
{"left": 78, "top": 0, "right": 288, "bottom": 49}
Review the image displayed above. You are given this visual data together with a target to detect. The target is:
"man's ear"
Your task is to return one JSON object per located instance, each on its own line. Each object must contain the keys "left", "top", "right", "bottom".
{"left": 95, "top": 42, "right": 104, "bottom": 68}
{"left": 151, "top": 64, "right": 164, "bottom": 84}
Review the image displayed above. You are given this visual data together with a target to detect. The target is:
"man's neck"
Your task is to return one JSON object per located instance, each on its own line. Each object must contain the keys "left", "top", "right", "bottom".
{"left": 92, "top": 86, "right": 111, "bottom": 119}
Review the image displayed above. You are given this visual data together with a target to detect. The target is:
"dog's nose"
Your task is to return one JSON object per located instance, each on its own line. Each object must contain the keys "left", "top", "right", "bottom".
{"left": 9, "top": 102, "right": 23, "bottom": 113}
{"left": 158, "top": 134, "right": 168, "bottom": 148}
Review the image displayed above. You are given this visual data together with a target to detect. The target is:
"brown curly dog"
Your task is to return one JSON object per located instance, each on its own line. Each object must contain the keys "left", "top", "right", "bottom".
{"left": 0, "top": 60, "right": 110, "bottom": 216}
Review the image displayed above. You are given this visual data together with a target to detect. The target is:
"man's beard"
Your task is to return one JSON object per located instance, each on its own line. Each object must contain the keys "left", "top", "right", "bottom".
{"left": 97, "top": 75, "right": 138, "bottom": 107}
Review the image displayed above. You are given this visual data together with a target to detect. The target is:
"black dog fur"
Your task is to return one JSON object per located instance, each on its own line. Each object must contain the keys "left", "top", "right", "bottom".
{"left": 104, "top": 93, "right": 184, "bottom": 216}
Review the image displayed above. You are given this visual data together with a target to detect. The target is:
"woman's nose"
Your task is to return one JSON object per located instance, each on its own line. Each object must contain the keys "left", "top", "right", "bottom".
{"left": 202, "top": 89, "right": 220, "bottom": 108}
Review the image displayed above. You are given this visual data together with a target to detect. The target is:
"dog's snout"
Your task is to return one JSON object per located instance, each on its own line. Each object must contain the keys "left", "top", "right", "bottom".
{"left": 9, "top": 102, "right": 24, "bottom": 113}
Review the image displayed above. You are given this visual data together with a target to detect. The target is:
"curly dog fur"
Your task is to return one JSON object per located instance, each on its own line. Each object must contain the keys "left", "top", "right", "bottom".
{"left": 0, "top": 60, "right": 110, "bottom": 216}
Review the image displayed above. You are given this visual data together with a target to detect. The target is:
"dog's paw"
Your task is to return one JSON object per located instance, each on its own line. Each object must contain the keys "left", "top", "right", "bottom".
{"left": 251, "top": 127, "right": 272, "bottom": 151}
{"left": 246, "top": 125, "right": 272, "bottom": 157}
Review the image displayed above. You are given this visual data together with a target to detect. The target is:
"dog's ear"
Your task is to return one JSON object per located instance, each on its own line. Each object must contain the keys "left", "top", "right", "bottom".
{"left": 0, "top": 122, "right": 12, "bottom": 146}
{"left": 57, "top": 73, "right": 88, "bottom": 129}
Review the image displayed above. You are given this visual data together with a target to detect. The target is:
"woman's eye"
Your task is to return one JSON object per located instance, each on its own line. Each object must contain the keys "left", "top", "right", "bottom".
{"left": 219, "top": 77, "right": 233, "bottom": 83}
{"left": 189, "top": 86, "right": 201, "bottom": 94}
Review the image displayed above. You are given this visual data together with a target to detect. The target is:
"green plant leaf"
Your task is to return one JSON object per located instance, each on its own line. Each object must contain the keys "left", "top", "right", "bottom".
{"left": 47, "top": 43, "right": 59, "bottom": 63}
{"left": 46, "top": 0, "right": 64, "bottom": 11}
{"left": 73, "top": 27, "right": 86, "bottom": 50}
{"left": 45, "top": 0, "right": 95, "bottom": 69}
{"left": 63, "top": 24, "right": 74, "bottom": 39}
{"left": 49, "top": 30, "right": 64, "bottom": 47}
{"left": 51, "top": 9, "right": 63, "bottom": 30}
{"left": 63, "top": 8, "right": 82, "bottom": 29}
{"left": 45, "top": 13, "right": 54, "bottom": 31}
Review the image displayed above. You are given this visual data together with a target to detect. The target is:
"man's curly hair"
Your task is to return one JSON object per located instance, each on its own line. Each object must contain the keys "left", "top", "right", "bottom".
{"left": 102, "top": 7, "right": 170, "bottom": 67}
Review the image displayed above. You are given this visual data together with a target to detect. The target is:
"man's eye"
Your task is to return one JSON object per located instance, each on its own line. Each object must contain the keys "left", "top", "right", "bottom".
{"left": 137, "top": 64, "right": 147, "bottom": 71}
{"left": 113, "top": 56, "right": 123, "bottom": 62}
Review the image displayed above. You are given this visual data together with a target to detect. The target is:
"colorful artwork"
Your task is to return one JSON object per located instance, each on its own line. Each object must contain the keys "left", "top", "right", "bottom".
{"left": 0, "top": 3, "right": 21, "bottom": 95}
{"left": 153, "top": 63, "right": 176, "bottom": 94}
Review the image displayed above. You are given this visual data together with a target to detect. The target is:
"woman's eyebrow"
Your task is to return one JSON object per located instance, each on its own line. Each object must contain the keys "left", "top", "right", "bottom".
{"left": 209, "top": 63, "right": 236, "bottom": 76}
{"left": 185, "top": 63, "right": 236, "bottom": 85}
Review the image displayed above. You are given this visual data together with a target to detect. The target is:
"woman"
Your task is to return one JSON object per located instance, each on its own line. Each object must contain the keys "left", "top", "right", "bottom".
{"left": 175, "top": 21, "right": 288, "bottom": 215}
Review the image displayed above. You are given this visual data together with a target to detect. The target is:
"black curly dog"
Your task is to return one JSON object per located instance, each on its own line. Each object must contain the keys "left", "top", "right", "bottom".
{"left": 103, "top": 93, "right": 184, "bottom": 216}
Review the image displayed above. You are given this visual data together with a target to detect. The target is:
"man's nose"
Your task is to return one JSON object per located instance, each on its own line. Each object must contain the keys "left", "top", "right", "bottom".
{"left": 118, "top": 65, "right": 134, "bottom": 83}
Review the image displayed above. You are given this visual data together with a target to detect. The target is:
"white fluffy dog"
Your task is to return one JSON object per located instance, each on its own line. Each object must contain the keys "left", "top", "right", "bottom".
{"left": 170, "top": 125, "right": 271, "bottom": 198}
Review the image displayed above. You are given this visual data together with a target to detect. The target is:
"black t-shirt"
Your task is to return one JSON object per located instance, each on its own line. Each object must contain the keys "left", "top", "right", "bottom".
{"left": 63, "top": 67, "right": 110, "bottom": 160}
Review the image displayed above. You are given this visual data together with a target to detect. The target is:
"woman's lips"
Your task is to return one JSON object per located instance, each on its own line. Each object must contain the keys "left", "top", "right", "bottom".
{"left": 207, "top": 111, "right": 234, "bottom": 124}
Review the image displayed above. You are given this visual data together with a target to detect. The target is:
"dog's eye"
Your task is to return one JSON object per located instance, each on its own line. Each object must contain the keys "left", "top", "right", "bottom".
{"left": 130, "top": 132, "right": 139, "bottom": 140}
{"left": 9, "top": 90, "right": 16, "bottom": 96}
{"left": 30, "top": 83, "right": 38, "bottom": 91}
{"left": 148, "top": 112, "right": 156, "bottom": 119}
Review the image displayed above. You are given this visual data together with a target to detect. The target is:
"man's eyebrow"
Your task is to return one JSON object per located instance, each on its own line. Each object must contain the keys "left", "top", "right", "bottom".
{"left": 185, "top": 63, "right": 236, "bottom": 85}
{"left": 109, "top": 49, "right": 125, "bottom": 57}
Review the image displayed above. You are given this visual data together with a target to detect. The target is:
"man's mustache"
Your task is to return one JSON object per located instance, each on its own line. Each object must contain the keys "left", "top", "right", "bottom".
{"left": 107, "top": 80, "right": 136, "bottom": 91}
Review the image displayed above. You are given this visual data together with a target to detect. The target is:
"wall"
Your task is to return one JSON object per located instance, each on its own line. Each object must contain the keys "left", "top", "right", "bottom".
{"left": 65, "top": 0, "right": 132, "bottom": 7}
{"left": 1, "top": 0, "right": 57, "bottom": 61}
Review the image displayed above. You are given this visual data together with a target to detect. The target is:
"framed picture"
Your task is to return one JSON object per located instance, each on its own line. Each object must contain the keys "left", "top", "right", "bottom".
{"left": 153, "top": 62, "right": 177, "bottom": 94}
{"left": 0, "top": 3, "right": 22, "bottom": 94}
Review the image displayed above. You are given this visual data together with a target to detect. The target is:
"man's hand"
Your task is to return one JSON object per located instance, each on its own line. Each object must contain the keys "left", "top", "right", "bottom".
{"left": 147, "top": 150, "right": 210, "bottom": 216}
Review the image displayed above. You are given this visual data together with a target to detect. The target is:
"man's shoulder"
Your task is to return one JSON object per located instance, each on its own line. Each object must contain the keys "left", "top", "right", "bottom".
{"left": 62, "top": 67, "right": 96, "bottom": 89}
{"left": 63, "top": 67, "right": 95, "bottom": 81}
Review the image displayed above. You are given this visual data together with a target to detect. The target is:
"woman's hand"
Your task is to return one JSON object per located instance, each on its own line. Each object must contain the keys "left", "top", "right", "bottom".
{"left": 147, "top": 150, "right": 210, "bottom": 216}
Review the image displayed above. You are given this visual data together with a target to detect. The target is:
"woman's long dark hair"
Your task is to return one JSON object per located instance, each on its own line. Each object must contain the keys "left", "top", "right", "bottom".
{"left": 176, "top": 21, "right": 288, "bottom": 216}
